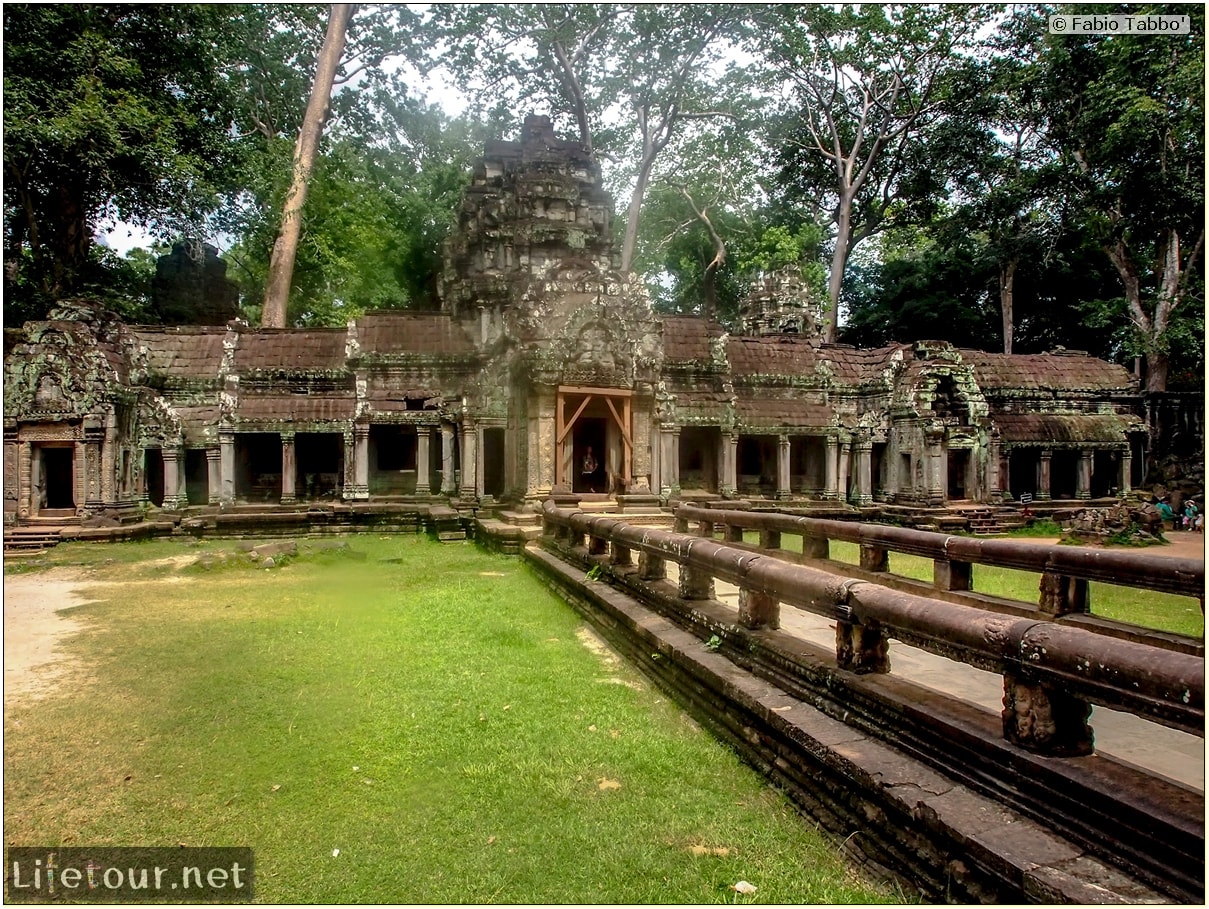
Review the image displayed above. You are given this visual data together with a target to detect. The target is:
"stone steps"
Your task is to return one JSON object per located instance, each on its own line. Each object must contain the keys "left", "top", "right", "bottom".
{"left": 3, "top": 528, "right": 62, "bottom": 553}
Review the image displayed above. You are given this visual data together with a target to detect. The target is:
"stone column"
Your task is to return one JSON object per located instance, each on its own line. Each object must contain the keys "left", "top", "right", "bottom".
{"left": 162, "top": 447, "right": 185, "bottom": 509}
{"left": 74, "top": 439, "right": 87, "bottom": 513}
{"left": 1038, "top": 449, "right": 1052, "bottom": 501}
{"left": 101, "top": 416, "right": 118, "bottom": 505}
{"left": 206, "top": 448, "right": 221, "bottom": 505}
{"left": 1076, "top": 450, "right": 1093, "bottom": 500}
{"left": 855, "top": 438, "right": 873, "bottom": 506}
{"left": 475, "top": 425, "right": 486, "bottom": 498}
{"left": 280, "top": 432, "right": 297, "bottom": 505}
{"left": 927, "top": 434, "right": 944, "bottom": 506}
{"left": 824, "top": 436, "right": 839, "bottom": 499}
{"left": 1119, "top": 448, "right": 1132, "bottom": 495}
{"left": 415, "top": 427, "right": 431, "bottom": 495}
{"left": 21, "top": 441, "right": 36, "bottom": 517}
{"left": 351, "top": 424, "right": 369, "bottom": 500}
{"left": 440, "top": 423, "right": 457, "bottom": 495}
{"left": 659, "top": 428, "right": 680, "bottom": 498}
{"left": 84, "top": 433, "right": 103, "bottom": 511}
{"left": 987, "top": 435, "right": 1002, "bottom": 502}
{"left": 775, "top": 435, "right": 791, "bottom": 499}
{"left": 720, "top": 431, "right": 738, "bottom": 498}
{"left": 460, "top": 421, "right": 477, "bottom": 499}
{"left": 219, "top": 428, "right": 235, "bottom": 506}
{"left": 838, "top": 440, "right": 851, "bottom": 503}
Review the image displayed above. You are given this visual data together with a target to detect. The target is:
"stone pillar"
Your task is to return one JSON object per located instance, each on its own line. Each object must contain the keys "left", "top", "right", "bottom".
{"left": 84, "top": 432, "right": 103, "bottom": 511}
{"left": 21, "top": 441, "right": 36, "bottom": 517}
{"left": 101, "top": 417, "right": 118, "bottom": 505}
{"left": 720, "top": 431, "right": 737, "bottom": 498}
{"left": 838, "top": 439, "right": 851, "bottom": 503}
{"left": 74, "top": 439, "right": 87, "bottom": 513}
{"left": 415, "top": 427, "right": 431, "bottom": 495}
{"left": 162, "top": 447, "right": 185, "bottom": 509}
{"left": 342, "top": 430, "right": 355, "bottom": 500}
{"left": 440, "top": 423, "right": 457, "bottom": 495}
{"left": 280, "top": 432, "right": 297, "bottom": 505}
{"left": 824, "top": 436, "right": 839, "bottom": 499}
{"left": 1076, "top": 450, "right": 1093, "bottom": 500}
{"left": 659, "top": 428, "right": 679, "bottom": 498}
{"left": 1038, "top": 449, "right": 1052, "bottom": 501}
{"left": 776, "top": 435, "right": 792, "bottom": 499}
{"left": 219, "top": 428, "right": 235, "bottom": 506}
{"left": 1119, "top": 448, "right": 1132, "bottom": 495}
{"left": 460, "top": 421, "right": 477, "bottom": 500}
{"left": 351, "top": 424, "right": 369, "bottom": 500}
{"left": 475, "top": 425, "right": 486, "bottom": 498}
{"left": 927, "top": 434, "right": 944, "bottom": 506}
{"left": 987, "top": 435, "right": 1002, "bottom": 502}
{"left": 206, "top": 448, "right": 221, "bottom": 505}
{"left": 855, "top": 439, "right": 873, "bottom": 506}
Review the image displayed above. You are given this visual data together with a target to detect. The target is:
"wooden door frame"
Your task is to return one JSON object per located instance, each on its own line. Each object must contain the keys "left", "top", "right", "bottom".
{"left": 555, "top": 386, "right": 632, "bottom": 490}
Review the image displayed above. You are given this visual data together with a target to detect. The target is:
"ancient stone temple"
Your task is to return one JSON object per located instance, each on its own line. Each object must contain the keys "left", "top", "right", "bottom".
{"left": 3, "top": 116, "right": 1146, "bottom": 527}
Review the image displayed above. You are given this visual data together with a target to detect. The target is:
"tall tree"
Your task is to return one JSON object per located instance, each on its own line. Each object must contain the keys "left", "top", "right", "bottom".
{"left": 761, "top": 4, "right": 984, "bottom": 342}
{"left": 1042, "top": 4, "right": 1204, "bottom": 392}
{"left": 3, "top": 4, "right": 241, "bottom": 317}
{"left": 261, "top": 3, "right": 356, "bottom": 329}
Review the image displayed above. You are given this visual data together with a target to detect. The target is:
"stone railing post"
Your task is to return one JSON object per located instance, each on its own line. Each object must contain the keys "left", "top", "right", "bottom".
{"left": 759, "top": 528, "right": 781, "bottom": 550}
{"left": 638, "top": 551, "right": 666, "bottom": 581}
{"left": 836, "top": 619, "right": 890, "bottom": 674}
{"left": 738, "top": 589, "right": 780, "bottom": 630}
{"left": 611, "top": 542, "right": 632, "bottom": 567}
{"left": 802, "top": 533, "right": 829, "bottom": 560}
{"left": 679, "top": 563, "right": 715, "bottom": 601}
{"left": 933, "top": 559, "right": 972, "bottom": 591}
{"left": 1002, "top": 671, "right": 1094, "bottom": 756}
{"left": 859, "top": 543, "right": 889, "bottom": 572}
{"left": 1038, "top": 572, "right": 1090, "bottom": 616}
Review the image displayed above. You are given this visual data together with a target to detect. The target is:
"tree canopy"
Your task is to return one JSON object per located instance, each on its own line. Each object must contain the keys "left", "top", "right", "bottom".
{"left": 3, "top": 3, "right": 1202, "bottom": 390}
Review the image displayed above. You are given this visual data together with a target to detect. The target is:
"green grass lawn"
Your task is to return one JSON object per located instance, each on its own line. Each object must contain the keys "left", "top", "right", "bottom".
{"left": 4, "top": 537, "right": 899, "bottom": 904}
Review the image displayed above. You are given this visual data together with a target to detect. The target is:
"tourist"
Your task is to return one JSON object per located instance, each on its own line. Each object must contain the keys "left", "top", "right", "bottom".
{"left": 581, "top": 446, "right": 598, "bottom": 493}
{"left": 1183, "top": 499, "right": 1199, "bottom": 530}
{"left": 1157, "top": 497, "right": 1175, "bottom": 529}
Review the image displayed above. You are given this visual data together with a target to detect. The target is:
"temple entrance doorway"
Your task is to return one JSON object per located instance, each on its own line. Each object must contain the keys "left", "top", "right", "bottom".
{"left": 144, "top": 449, "right": 165, "bottom": 507}
{"left": 39, "top": 445, "right": 76, "bottom": 511}
{"left": 572, "top": 418, "right": 607, "bottom": 493}
{"left": 296, "top": 433, "right": 343, "bottom": 501}
{"left": 483, "top": 428, "right": 506, "bottom": 497}
{"left": 947, "top": 448, "right": 969, "bottom": 500}
{"left": 555, "top": 387, "right": 632, "bottom": 496}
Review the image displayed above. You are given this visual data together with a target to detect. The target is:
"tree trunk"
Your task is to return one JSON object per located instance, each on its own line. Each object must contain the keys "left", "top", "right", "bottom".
{"left": 619, "top": 145, "right": 658, "bottom": 274}
{"left": 999, "top": 256, "right": 1018, "bottom": 355}
{"left": 261, "top": 3, "right": 355, "bottom": 328}
{"left": 824, "top": 192, "right": 854, "bottom": 344}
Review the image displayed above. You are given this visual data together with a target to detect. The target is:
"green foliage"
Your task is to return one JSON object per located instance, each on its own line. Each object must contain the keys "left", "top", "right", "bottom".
{"left": 3, "top": 5, "right": 244, "bottom": 316}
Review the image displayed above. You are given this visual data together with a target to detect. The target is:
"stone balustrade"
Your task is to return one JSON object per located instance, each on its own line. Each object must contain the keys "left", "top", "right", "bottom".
{"left": 542, "top": 500, "right": 1204, "bottom": 757}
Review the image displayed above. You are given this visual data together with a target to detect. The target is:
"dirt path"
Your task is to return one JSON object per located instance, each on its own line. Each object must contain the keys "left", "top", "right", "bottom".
{"left": 4, "top": 568, "right": 98, "bottom": 703}
{"left": 1028, "top": 529, "right": 1205, "bottom": 560}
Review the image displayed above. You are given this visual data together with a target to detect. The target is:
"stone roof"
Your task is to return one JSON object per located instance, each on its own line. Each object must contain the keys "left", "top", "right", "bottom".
{"left": 235, "top": 395, "right": 356, "bottom": 423}
{"left": 174, "top": 404, "right": 222, "bottom": 444}
{"left": 356, "top": 312, "right": 476, "bottom": 357}
{"left": 961, "top": 350, "right": 1136, "bottom": 393}
{"left": 671, "top": 390, "right": 732, "bottom": 422}
{"left": 735, "top": 397, "right": 834, "bottom": 430}
{"left": 232, "top": 329, "right": 348, "bottom": 372}
{"left": 992, "top": 412, "right": 1144, "bottom": 445}
{"left": 131, "top": 329, "right": 226, "bottom": 379}
{"left": 661, "top": 317, "right": 726, "bottom": 362}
